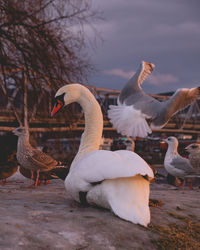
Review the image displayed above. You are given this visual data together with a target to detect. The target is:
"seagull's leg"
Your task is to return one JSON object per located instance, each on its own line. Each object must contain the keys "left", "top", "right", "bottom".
{"left": 188, "top": 179, "right": 193, "bottom": 190}
{"left": 30, "top": 170, "right": 34, "bottom": 184}
{"left": 34, "top": 169, "right": 40, "bottom": 187}
{"left": 2, "top": 179, "right": 13, "bottom": 185}
{"left": 3, "top": 179, "right": 8, "bottom": 184}
{"left": 30, "top": 170, "right": 35, "bottom": 186}
{"left": 44, "top": 180, "right": 50, "bottom": 185}
{"left": 0, "top": 179, "right": 7, "bottom": 185}
{"left": 179, "top": 179, "right": 185, "bottom": 188}
{"left": 27, "top": 171, "right": 36, "bottom": 188}
{"left": 31, "top": 170, "right": 33, "bottom": 179}
{"left": 37, "top": 180, "right": 42, "bottom": 186}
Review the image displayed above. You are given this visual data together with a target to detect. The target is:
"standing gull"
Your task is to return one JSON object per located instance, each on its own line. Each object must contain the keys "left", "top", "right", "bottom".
{"left": 163, "top": 136, "right": 196, "bottom": 188}
{"left": 185, "top": 143, "right": 200, "bottom": 172}
{"left": 108, "top": 61, "right": 200, "bottom": 138}
{"left": 13, "top": 127, "right": 63, "bottom": 187}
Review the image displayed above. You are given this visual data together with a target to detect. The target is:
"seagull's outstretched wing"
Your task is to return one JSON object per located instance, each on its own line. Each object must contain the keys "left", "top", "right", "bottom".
{"left": 151, "top": 87, "right": 200, "bottom": 128}
{"left": 119, "top": 61, "right": 155, "bottom": 104}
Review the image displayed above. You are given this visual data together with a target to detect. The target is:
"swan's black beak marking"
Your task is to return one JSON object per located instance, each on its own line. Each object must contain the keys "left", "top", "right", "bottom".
{"left": 51, "top": 93, "right": 65, "bottom": 117}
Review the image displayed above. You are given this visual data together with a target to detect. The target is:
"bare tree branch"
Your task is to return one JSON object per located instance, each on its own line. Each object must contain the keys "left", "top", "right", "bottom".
{"left": 0, "top": 0, "right": 101, "bottom": 126}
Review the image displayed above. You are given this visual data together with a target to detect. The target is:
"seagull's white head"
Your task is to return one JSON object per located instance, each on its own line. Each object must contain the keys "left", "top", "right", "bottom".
{"left": 13, "top": 127, "right": 28, "bottom": 137}
{"left": 163, "top": 136, "right": 178, "bottom": 147}
{"left": 185, "top": 143, "right": 200, "bottom": 153}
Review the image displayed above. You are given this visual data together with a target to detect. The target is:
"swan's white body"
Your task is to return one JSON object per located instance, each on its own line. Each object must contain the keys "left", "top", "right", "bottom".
{"left": 53, "top": 84, "right": 154, "bottom": 227}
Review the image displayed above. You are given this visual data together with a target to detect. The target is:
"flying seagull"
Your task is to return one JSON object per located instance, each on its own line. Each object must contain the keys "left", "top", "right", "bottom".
{"left": 163, "top": 136, "right": 196, "bottom": 188}
{"left": 108, "top": 61, "right": 200, "bottom": 138}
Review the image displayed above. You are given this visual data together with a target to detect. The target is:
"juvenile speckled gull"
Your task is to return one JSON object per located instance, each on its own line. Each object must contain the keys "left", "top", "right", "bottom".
{"left": 108, "top": 61, "right": 200, "bottom": 138}
{"left": 163, "top": 136, "right": 196, "bottom": 187}
{"left": 13, "top": 127, "right": 66, "bottom": 187}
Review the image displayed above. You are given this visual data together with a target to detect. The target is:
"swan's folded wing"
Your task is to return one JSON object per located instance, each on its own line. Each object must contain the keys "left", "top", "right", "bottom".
{"left": 72, "top": 150, "right": 154, "bottom": 184}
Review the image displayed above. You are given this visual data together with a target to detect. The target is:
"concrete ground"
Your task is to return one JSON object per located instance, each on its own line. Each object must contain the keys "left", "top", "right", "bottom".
{"left": 0, "top": 174, "right": 200, "bottom": 250}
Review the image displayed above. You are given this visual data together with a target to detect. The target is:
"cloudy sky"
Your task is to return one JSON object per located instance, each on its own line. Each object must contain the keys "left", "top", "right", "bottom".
{"left": 86, "top": 0, "right": 200, "bottom": 94}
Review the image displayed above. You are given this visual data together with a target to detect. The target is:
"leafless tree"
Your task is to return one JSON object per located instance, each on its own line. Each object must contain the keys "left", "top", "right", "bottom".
{"left": 0, "top": 0, "right": 100, "bottom": 126}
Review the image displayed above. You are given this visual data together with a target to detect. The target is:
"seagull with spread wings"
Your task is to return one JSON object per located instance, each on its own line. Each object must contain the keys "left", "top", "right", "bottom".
{"left": 108, "top": 61, "right": 200, "bottom": 138}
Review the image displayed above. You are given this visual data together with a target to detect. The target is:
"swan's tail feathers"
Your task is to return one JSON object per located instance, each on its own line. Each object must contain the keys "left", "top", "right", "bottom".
{"left": 108, "top": 104, "right": 152, "bottom": 138}
{"left": 87, "top": 175, "right": 151, "bottom": 227}
{"left": 50, "top": 166, "right": 69, "bottom": 181}
{"left": 108, "top": 176, "right": 151, "bottom": 227}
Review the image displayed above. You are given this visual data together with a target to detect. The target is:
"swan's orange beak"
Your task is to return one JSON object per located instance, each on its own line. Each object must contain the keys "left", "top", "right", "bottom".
{"left": 51, "top": 101, "right": 63, "bottom": 117}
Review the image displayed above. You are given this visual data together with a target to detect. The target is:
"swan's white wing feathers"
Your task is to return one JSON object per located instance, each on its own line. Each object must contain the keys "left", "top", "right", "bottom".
{"left": 71, "top": 150, "right": 154, "bottom": 184}
{"left": 87, "top": 175, "right": 150, "bottom": 227}
{"left": 108, "top": 104, "right": 152, "bottom": 138}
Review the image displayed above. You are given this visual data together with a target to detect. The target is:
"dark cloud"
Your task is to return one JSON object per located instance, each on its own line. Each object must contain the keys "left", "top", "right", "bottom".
{"left": 87, "top": 0, "right": 200, "bottom": 93}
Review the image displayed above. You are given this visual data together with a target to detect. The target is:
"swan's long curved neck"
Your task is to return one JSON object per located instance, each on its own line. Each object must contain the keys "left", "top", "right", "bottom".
{"left": 72, "top": 88, "right": 103, "bottom": 165}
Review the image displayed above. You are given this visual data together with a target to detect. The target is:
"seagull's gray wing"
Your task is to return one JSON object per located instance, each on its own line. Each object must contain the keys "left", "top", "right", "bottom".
{"left": 124, "top": 91, "right": 162, "bottom": 119}
{"left": 118, "top": 61, "right": 162, "bottom": 120}
{"left": 108, "top": 61, "right": 161, "bottom": 137}
{"left": 119, "top": 61, "right": 155, "bottom": 104}
{"left": 171, "top": 157, "right": 195, "bottom": 175}
{"left": 151, "top": 87, "right": 200, "bottom": 128}
{"left": 189, "top": 152, "right": 200, "bottom": 170}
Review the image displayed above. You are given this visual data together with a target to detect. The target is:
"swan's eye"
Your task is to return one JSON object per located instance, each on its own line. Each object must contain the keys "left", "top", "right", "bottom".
{"left": 55, "top": 93, "right": 65, "bottom": 105}
{"left": 191, "top": 145, "right": 198, "bottom": 149}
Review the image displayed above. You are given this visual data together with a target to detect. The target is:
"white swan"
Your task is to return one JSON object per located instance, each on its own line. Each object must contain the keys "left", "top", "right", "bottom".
{"left": 51, "top": 84, "right": 154, "bottom": 226}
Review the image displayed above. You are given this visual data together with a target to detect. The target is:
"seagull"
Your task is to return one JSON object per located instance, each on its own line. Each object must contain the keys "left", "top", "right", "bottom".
{"left": 13, "top": 127, "right": 64, "bottom": 187}
{"left": 185, "top": 143, "right": 200, "bottom": 172}
{"left": 163, "top": 136, "right": 196, "bottom": 188}
{"left": 108, "top": 61, "right": 200, "bottom": 138}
